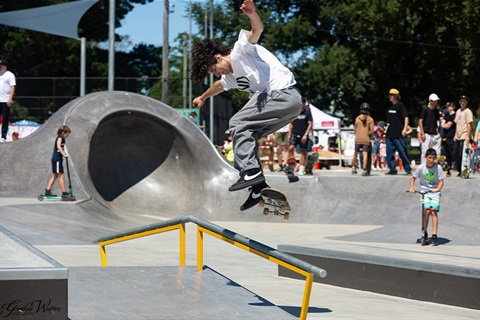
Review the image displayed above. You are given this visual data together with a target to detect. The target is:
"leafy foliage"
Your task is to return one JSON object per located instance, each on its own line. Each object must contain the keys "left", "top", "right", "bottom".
{"left": 192, "top": 0, "right": 479, "bottom": 124}
{"left": 1, "top": 0, "right": 478, "bottom": 125}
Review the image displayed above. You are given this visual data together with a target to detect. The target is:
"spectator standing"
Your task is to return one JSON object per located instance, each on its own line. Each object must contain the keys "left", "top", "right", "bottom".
{"left": 288, "top": 97, "right": 313, "bottom": 175}
{"left": 453, "top": 95, "right": 473, "bottom": 176}
{"left": 385, "top": 88, "right": 412, "bottom": 175}
{"left": 351, "top": 103, "right": 374, "bottom": 176}
{"left": 274, "top": 124, "right": 290, "bottom": 171}
{"left": 223, "top": 130, "right": 234, "bottom": 163}
{"left": 475, "top": 119, "right": 480, "bottom": 146}
{"left": 418, "top": 93, "right": 442, "bottom": 164}
{"left": 188, "top": 111, "right": 198, "bottom": 125}
{"left": 371, "top": 127, "right": 380, "bottom": 169}
{"left": 379, "top": 136, "right": 387, "bottom": 169}
{"left": 440, "top": 102, "right": 456, "bottom": 175}
{"left": 0, "top": 60, "right": 16, "bottom": 142}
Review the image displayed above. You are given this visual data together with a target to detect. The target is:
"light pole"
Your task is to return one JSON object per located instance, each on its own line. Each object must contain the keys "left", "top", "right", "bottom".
{"left": 108, "top": 0, "right": 115, "bottom": 91}
{"left": 162, "top": 0, "right": 169, "bottom": 104}
{"left": 208, "top": 0, "right": 214, "bottom": 142}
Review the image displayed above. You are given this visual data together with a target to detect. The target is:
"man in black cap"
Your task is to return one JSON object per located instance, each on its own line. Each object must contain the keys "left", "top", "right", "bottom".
{"left": 0, "top": 60, "right": 16, "bottom": 142}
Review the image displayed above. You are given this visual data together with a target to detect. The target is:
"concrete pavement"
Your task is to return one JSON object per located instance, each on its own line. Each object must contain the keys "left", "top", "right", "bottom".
{"left": 1, "top": 91, "right": 478, "bottom": 319}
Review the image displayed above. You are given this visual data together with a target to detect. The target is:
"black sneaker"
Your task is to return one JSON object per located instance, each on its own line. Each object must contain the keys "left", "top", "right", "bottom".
{"left": 229, "top": 168, "right": 265, "bottom": 192}
{"left": 385, "top": 171, "right": 398, "bottom": 175}
{"left": 45, "top": 189, "right": 57, "bottom": 197}
{"left": 240, "top": 182, "right": 269, "bottom": 211}
{"left": 432, "top": 235, "right": 438, "bottom": 246}
{"left": 61, "top": 193, "right": 76, "bottom": 201}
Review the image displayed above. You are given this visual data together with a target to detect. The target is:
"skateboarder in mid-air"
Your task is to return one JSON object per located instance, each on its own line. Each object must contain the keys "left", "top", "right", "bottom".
{"left": 190, "top": 0, "right": 302, "bottom": 211}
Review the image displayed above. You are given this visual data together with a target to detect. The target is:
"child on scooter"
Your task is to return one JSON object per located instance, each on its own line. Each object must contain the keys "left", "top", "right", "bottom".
{"left": 409, "top": 148, "right": 446, "bottom": 245}
{"left": 44, "top": 125, "right": 75, "bottom": 201}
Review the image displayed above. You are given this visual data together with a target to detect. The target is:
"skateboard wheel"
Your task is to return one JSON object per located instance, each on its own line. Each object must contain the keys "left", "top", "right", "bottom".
{"left": 263, "top": 208, "right": 269, "bottom": 216}
{"left": 284, "top": 212, "right": 289, "bottom": 220}
{"left": 280, "top": 204, "right": 286, "bottom": 213}
{"left": 38, "top": 195, "right": 44, "bottom": 201}
{"left": 258, "top": 198, "right": 264, "bottom": 207}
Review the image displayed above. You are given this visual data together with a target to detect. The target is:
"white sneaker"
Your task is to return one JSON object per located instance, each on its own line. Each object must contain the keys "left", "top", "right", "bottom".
{"left": 298, "top": 165, "right": 305, "bottom": 175}
{"left": 0, "top": 138, "right": 6, "bottom": 142}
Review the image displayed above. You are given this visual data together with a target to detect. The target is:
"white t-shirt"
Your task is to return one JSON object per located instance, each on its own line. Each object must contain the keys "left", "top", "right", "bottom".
{"left": 0, "top": 70, "right": 16, "bottom": 102}
{"left": 220, "top": 29, "right": 295, "bottom": 94}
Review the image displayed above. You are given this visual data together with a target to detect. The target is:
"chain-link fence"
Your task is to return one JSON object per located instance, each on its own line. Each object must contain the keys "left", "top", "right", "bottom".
{"left": 15, "top": 76, "right": 190, "bottom": 122}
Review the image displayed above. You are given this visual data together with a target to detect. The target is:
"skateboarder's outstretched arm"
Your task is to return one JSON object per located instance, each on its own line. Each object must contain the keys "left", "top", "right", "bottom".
{"left": 240, "top": 0, "right": 264, "bottom": 44}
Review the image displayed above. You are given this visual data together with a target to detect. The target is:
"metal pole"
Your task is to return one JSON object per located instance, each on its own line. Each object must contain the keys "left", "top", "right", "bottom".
{"left": 80, "top": 37, "right": 86, "bottom": 96}
{"left": 188, "top": 0, "right": 192, "bottom": 108}
{"left": 108, "top": 0, "right": 115, "bottom": 91}
{"left": 183, "top": 34, "right": 187, "bottom": 109}
{"left": 162, "top": 0, "right": 169, "bottom": 104}
{"left": 209, "top": 0, "right": 214, "bottom": 142}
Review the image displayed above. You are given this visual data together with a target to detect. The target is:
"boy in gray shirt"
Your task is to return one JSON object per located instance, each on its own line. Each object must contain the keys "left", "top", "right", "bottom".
{"left": 409, "top": 148, "right": 446, "bottom": 245}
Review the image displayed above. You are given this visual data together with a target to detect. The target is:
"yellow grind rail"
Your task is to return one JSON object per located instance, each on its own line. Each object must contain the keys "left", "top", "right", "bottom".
{"left": 97, "top": 215, "right": 326, "bottom": 320}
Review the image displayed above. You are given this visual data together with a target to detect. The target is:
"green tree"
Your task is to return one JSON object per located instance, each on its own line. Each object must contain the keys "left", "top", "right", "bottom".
{"left": 190, "top": 0, "right": 480, "bottom": 124}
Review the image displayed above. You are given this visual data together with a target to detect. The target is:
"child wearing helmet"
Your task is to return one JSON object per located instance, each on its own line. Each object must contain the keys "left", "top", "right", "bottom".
{"left": 352, "top": 103, "right": 375, "bottom": 176}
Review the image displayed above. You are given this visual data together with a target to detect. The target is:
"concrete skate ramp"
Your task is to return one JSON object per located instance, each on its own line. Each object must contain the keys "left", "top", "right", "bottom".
{"left": 0, "top": 91, "right": 239, "bottom": 218}
{"left": 0, "top": 91, "right": 478, "bottom": 245}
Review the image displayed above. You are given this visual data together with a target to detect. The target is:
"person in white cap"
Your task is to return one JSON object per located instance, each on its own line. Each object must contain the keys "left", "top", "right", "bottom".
{"left": 418, "top": 93, "right": 442, "bottom": 164}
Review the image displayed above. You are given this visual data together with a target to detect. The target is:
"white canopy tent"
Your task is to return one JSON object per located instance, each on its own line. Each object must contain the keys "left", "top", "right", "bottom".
{"left": 308, "top": 104, "right": 349, "bottom": 165}
{"left": 309, "top": 104, "right": 341, "bottom": 133}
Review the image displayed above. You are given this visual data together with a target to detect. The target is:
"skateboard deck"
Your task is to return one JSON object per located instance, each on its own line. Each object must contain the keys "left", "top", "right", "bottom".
{"left": 259, "top": 188, "right": 291, "bottom": 219}
{"left": 460, "top": 142, "right": 473, "bottom": 179}
{"left": 304, "top": 153, "right": 319, "bottom": 175}
{"left": 365, "top": 146, "right": 372, "bottom": 175}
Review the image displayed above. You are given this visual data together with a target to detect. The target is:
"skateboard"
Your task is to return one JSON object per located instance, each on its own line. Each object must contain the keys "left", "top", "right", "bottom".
{"left": 304, "top": 153, "right": 319, "bottom": 175}
{"left": 437, "top": 155, "right": 447, "bottom": 170}
{"left": 436, "top": 155, "right": 451, "bottom": 177}
{"left": 460, "top": 142, "right": 473, "bottom": 179}
{"left": 365, "top": 145, "right": 372, "bottom": 175}
{"left": 258, "top": 188, "right": 291, "bottom": 219}
{"left": 285, "top": 157, "right": 299, "bottom": 182}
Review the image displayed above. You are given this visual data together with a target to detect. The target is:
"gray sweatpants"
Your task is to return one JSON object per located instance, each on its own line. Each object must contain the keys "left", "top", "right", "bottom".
{"left": 229, "top": 87, "right": 302, "bottom": 173}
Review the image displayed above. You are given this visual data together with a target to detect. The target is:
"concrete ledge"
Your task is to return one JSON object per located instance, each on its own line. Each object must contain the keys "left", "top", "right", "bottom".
{"left": 0, "top": 226, "right": 68, "bottom": 319}
{"left": 278, "top": 244, "right": 480, "bottom": 310}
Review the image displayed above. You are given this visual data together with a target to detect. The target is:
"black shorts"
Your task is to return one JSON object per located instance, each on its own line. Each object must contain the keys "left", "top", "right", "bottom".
{"left": 354, "top": 143, "right": 372, "bottom": 153}
{"left": 290, "top": 134, "right": 309, "bottom": 149}
{"left": 51, "top": 160, "right": 64, "bottom": 174}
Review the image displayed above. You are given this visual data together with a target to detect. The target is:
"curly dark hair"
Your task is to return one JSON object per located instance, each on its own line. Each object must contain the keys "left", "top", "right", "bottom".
{"left": 190, "top": 38, "right": 232, "bottom": 83}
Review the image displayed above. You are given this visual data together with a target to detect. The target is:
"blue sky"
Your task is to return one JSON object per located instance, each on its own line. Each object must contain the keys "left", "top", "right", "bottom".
{"left": 117, "top": 0, "right": 200, "bottom": 48}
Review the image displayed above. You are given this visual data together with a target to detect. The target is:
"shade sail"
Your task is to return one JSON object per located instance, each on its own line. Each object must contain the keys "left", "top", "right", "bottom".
{"left": 0, "top": 0, "right": 98, "bottom": 39}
